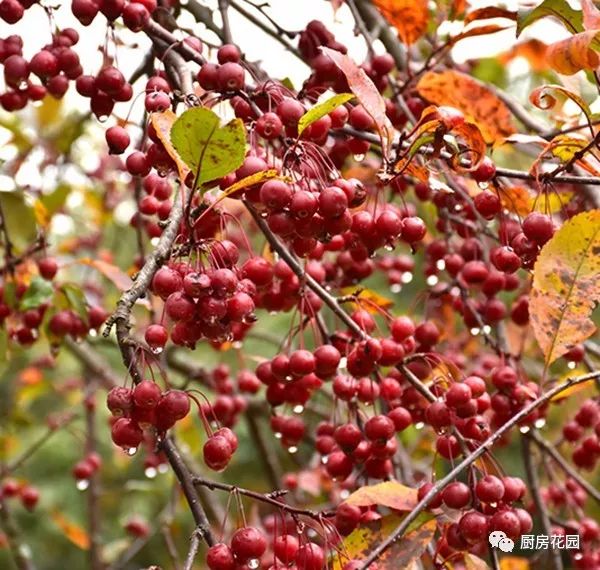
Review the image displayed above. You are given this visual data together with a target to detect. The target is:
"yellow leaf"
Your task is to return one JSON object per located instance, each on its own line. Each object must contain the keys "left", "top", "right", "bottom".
{"left": 344, "top": 481, "right": 418, "bottom": 511}
{"left": 150, "top": 110, "right": 190, "bottom": 182}
{"left": 221, "top": 169, "right": 278, "bottom": 199}
{"left": 32, "top": 199, "right": 50, "bottom": 228}
{"left": 530, "top": 210, "right": 600, "bottom": 365}
{"left": 51, "top": 511, "right": 90, "bottom": 550}
{"left": 340, "top": 286, "right": 394, "bottom": 314}
{"left": 500, "top": 556, "right": 530, "bottom": 570}
{"left": 331, "top": 515, "right": 435, "bottom": 570}
{"left": 372, "top": 0, "right": 429, "bottom": 45}
{"left": 416, "top": 71, "right": 517, "bottom": 144}
{"left": 550, "top": 367, "right": 594, "bottom": 401}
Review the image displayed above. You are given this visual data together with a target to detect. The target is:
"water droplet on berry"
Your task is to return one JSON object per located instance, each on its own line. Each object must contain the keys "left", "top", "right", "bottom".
{"left": 321, "top": 456, "right": 328, "bottom": 464}
{"left": 248, "top": 559, "right": 259, "bottom": 569}
{"left": 390, "top": 284, "right": 402, "bottom": 293}
{"left": 293, "top": 405, "right": 304, "bottom": 414}
{"left": 285, "top": 375, "right": 293, "bottom": 382}
{"left": 534, "top": 418, "right": 546, "bottom": 429}
{"left": 519, "top": 426, "right": 530, "bottom": 434}
{"left": 426, "top": 275, "right": 438, "bottom": 286}
{"left": 150, "top": 237, "right": 160, "bottom": 247}
{"left": 145, "top": 467, "right": 157, "bottom": 479}
{"left": 287, "top": 446, "right": 298, "bottom": 454}
{"left": 401, "top": 272, "right": 413, "bottom": 284}
{"left": 158, "top": 464, "right": 169, "bottom": 474}
{"left": 76, "top": 479, "right": 89, "bottom": 491}
{"left": 568, "top": 361, "right": 576, "bottom": 370}
{"left": 274, "top": 432, "right": 282, "bottom": 439}
{"left": 490, "top": 501, "right": 497, "bottom": 508}
{"left": 415, "top": 422, "right": 424, "bottom": 430}
{"left": 353, "top": 153, "right": 365, "bottom": 162}
{"left": 436, "top": 259, "right": 446, "bottom": 271}
{"left": 339, "top": 356, "right": 347, "bottom": 369}
{"left": 89, "top": 329, "right": 98, "bottom": 338}
{"left": 478, "top": 181, "right": 489, "bottom": 190}
{"left": 126, "top": 447, "right": 138, "bottom": 456}
{"left": 470, "top": 327, "right": 480, "bottom": 336}
{"left": 150, "top": 346, "right": 163, "bottom": 355}
{"left": 384, "top": 244, "right": 394, "bottom": 252}
{"left": 233, "top": 341, "right": 243, "bottom": 349}
{"left": 340, "top": 489, "right": 350, "bottom": 499}
{"left": 97, "top": 114, "right": 109, "bottom": 123}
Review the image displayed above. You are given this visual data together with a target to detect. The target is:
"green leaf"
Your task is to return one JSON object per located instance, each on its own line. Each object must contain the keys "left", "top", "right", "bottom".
{"left": 0, "top": 191, "right": 37, "bottom": 250}
{"left": 298, "top": 93, "right": 354, "bottom": 136}
{"left": 20, "top": 277, "right": 54, "bottom": 311}
{"left": 61, "top": 284, "right": 88, "bottom": 324}
{"left": 170, "top": 108, "right": 246, "bottom": 185}
{"left": 517, "top": 0, "right": 583, "bottom": 37}
{"left": 41, "top": 184, "right": 71, "bottom": 217}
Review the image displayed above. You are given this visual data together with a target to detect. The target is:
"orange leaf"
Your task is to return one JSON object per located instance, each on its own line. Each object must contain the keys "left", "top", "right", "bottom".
{"left": 500, "top": 186, "right": 533, "bottom": 216}
{"left": 449, "top": 24, "right": 511, "bottom": 45}
{"left": 529, "top": 84, "right": 591, "bottom": 117}
{"left": 150, "top": 110, "right": 190, "bottom": 182}
{"left": 550, "top": 368, "right": 594, "bottom": 401}
{"left": 51, "top": 511, "right": 90, "bottom": 550}
{"left": 321, "top": 47, "right": 394, "bottom": 157}
{"left": 344, "top": 481, "right": 418, "bottom": 511}
{"left": 464, "top": 7, "right": 517, "bottom": 25}
{"left": 77, "top": 258, "right": 132, "bottom": 291}
{"left": 372, "top": 0, "right": 429, "bottom": 45}
{"left": 530, "top": 210, "right": 600, "bottom": 364}
{"left": 416, "top": 71, "right": 517, "bottom": 144}
{"left": 546, "top": 31, "right": 600, "bottom": 75}
{"left": 340, "top": 286, "right": 394, "bottom": 314}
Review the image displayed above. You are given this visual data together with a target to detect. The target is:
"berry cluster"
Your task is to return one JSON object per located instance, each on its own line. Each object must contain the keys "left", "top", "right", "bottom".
{"left": 107, "top": 381, "right": 190, "bottom": 451}
{"left": 1, "top": 479, "right": 40, "bottom": 511}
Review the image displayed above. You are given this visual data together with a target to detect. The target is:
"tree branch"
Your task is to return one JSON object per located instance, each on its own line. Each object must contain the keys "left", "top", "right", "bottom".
{"left": 359, "top": 369, "right": 600, "bottom": 569}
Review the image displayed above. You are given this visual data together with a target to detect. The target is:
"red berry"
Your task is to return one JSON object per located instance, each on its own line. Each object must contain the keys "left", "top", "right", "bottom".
{"left": 206, "top": 543, "right": 235, "bottom": 570}
{"left": 230, "top": 526, "right": 267, "bottom": 562}
{"left": 442, "top": 481, "right": 471, "bottom": 509}
{"left": 133, "top": 380, "right": 162, "bottom": 409}
{"left": 203, "top": 435, "right": 232, "bottom": 471}
{"left": 522, "top": 212, "right": 554, "bottom": 245}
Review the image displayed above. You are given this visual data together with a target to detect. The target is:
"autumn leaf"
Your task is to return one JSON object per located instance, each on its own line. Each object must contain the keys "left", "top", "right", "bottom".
{"left": 582, "top": 0, "right": 600, "bottom": 30}
{"left": 464, "top": 6, "right": 516, "bottom": 25}
{"left": 150, "top": 109, "right": 190, "bottom": 182}
{"left": 530, "top": 210, "right": 600, "bottom": 365}
{"left": 51, "top": 511, "right": 90, "bottom": 550}
{"left": 529, "top": 84, "right": 592, "bottom": 118}
{"left": 500, "top": 557, "right": 530, "bottom": 570}
{"left": 170, "top": 107, "right": 247, "bottom": 185}
{"left": 221, "top": 170, "right": 279, "bottom": 199}
{"left": 344, "top": 481, "right": 417, "bottom": 511}
{"left": 321, "top": 47, "right": 395, "bottom": 156}
{"left": 77, "top": 258, "right": 133, "bottom": 291}
{"left": 546, "top": 30, "right": 600, "bottom": 75}
{"left": 498, "top": 39, "right": 549, "bottom": 73}
{"left": 340, "top": 286, "right": 394, "bottom": 314}
{"left": 550, "top": 367, "right": 594, "bottom": 401}
{"left": 331, "top": 515, "right": 435, "bottom": 570}
{"left": 372, "top": 0, "right": 428, "bottom": 45}
{"left": 416, "top": 71, "right": 517, "bottom": 144}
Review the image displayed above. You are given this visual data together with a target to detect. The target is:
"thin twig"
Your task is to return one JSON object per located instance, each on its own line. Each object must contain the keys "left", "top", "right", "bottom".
{"left": 522, "top": 435, "right": 563, "bottom": 570}
{"left": 182, "top": 529, "right": 202, "bottom": 570}
{"left": 0, "top": 497, "right": 35, "bottom": 570}
{"left": 529, "top": 429, "right": 600, "bottom": 506}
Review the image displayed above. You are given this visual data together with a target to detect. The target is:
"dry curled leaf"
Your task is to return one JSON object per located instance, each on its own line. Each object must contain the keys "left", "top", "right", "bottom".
{"left": 77, "top": 258, "right": 133, "bottom": 291}
{"left": 529, "top": 84, "right": 592, "bottom": 117}
{"left": 416, "top": 71, "right": 517, "bottom": 144}
{"left": 372, "top": 0, "right": 429, "bottom": 45}
{"left": 530, "top": 210, "right": 600, "bottom": 365}
{"left": 464, "top": 6, "right": 517, "bottom": 25}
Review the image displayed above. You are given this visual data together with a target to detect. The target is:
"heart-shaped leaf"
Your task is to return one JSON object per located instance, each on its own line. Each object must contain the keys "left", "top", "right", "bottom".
{"left": 170, "top": 107, "right": 246, "bottom": 186}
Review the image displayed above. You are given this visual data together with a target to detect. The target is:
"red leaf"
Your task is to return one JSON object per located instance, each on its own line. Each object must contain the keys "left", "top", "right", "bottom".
{"left": 321, "top": 47, "right": 395, "bottom": 157}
